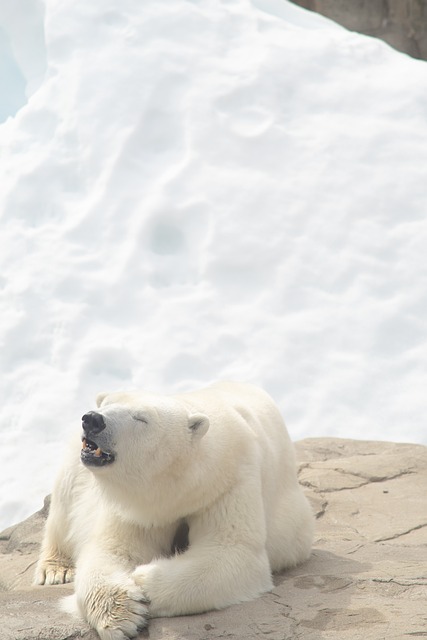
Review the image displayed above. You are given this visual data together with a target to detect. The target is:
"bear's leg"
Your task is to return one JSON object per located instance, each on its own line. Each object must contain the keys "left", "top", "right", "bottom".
{"left": 133, "top": 481, "right": 273, "bottom": 616}
{"left": 71, "top": 544, "right": 149, "bottom": 640}
{"left": 35, "top": 495, "right": 75, "bottom": 585}
{"left": 71, "top": 516, "right": 178, "bottom": 640}
{"left": 266, "top": 488, "right": 314, "bottom": 572}
{"left": 133, "top": 542, "right": 272, "bottom": 617}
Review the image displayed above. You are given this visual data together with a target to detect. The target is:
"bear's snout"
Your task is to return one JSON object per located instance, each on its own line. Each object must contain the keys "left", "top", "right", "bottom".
{"left": 82, "top": 411, "right": 106, "bottom": 437}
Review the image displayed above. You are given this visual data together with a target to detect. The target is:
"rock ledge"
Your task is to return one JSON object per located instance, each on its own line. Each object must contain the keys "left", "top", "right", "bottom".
{"left": 1, "top": 437, "right": 426, "bottom": 639}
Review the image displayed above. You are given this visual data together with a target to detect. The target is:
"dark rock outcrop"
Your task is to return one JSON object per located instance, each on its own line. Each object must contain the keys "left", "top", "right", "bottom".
{"left": 292, "top": 0, "right": 427, "bottom": 59}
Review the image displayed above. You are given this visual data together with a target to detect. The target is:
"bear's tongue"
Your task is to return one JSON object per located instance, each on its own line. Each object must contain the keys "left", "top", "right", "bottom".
{"left": 82, "top": 438, "right": 103, "bottom": 457}
{"left": 81, "top": 437, "right": 115, "bottom": 466}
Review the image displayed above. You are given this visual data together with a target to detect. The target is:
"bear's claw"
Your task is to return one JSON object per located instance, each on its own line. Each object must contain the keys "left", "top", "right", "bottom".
{"left": 35, "top": 560, "right": 75, "bottom": 585}
{"left": 83, "top": 581, "right": 150, "bottom": 640}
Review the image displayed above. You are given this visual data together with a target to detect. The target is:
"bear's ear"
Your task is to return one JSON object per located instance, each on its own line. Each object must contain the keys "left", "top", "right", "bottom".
{"left": 188, "top": 413, "right": 209, "bottom": 439}
{"left": 96, "top": 392, "right": 109, "bottom": 408}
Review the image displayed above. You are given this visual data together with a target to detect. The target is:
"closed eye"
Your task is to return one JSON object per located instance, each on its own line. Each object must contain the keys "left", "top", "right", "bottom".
{"left": 133, "top": 415, "right": 148, "bottom": 424}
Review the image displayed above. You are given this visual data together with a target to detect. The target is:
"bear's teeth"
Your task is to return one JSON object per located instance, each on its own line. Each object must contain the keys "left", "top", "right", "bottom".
{"left": 94, "top": 447, "right": 102, "bottom": 457}
{"left": 82, "top": 439, "right": 87, "bottom": 450}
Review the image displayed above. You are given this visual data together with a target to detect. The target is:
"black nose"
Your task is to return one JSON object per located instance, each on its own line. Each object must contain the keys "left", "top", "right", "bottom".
{"left": 82, "top": 411, "right": 106, "bottom": 436}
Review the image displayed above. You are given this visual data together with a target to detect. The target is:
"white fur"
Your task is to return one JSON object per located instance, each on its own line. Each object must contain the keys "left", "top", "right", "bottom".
{"left": 36, "top": 382, "right": 314, "bottom": 640}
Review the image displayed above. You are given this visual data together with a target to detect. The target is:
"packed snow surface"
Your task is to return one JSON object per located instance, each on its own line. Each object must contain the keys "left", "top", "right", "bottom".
{"left": 0, "top": 0, "right": 426, "bottom": 529}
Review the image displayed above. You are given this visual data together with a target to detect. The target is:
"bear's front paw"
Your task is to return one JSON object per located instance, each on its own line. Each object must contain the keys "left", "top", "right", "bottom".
{"left": 132, "top": 563, "right": 156, "bottom": 589}
{"left": 35, "top": 558, "right": 75, "bottom": 585}
{"left": 83, "top": 580, "right": 149, "bottom": 640}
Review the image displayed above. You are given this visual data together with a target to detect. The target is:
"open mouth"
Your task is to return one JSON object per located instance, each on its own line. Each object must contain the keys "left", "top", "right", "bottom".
{"left": 81, "top": 437, "right": 115, "bottom": 467}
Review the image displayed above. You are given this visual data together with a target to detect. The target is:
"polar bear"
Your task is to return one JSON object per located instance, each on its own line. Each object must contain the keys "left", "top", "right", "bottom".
{"left": 36, "top": 381, "right": 314, "bottom": 640}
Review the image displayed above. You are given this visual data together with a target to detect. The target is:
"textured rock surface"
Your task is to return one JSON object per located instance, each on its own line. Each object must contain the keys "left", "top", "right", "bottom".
{"left": 291, "top": 0, "right": 427, "bottom": 60}
{"left": 1, "top": 437, "right": 426, "bottom": 639}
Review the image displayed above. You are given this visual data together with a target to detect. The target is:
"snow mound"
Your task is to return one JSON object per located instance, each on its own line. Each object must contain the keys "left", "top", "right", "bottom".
{"left": 0, "top": 0, "right": 426, "bottom": 529}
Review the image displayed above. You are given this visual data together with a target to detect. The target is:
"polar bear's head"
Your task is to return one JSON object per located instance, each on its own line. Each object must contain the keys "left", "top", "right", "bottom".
{"left": 80, "top": 391, "right": 210, "bottom": 482}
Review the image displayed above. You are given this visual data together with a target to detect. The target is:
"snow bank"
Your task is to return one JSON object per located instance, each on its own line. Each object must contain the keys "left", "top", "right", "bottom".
{"left": 0, "top": 0, "right": 426, "bottom": 529}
